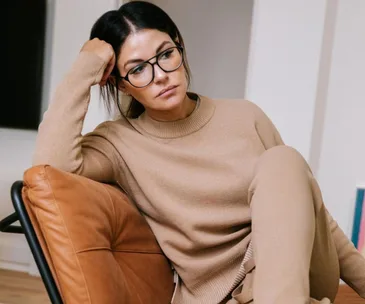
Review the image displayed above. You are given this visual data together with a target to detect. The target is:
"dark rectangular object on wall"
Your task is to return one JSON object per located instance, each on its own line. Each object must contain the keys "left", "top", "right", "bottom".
{"left": 4, "top": 0, "right": 46, "bottom": 130}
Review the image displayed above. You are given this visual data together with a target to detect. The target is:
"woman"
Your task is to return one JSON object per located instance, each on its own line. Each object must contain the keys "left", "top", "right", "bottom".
{"left": 33, "top": 1, "right": 365, "bottom": 303}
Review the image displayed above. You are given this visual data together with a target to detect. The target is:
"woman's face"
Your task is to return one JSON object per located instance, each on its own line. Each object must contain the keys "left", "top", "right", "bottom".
{"left": 116, "top": 29, "right": 188, "bottom": 114}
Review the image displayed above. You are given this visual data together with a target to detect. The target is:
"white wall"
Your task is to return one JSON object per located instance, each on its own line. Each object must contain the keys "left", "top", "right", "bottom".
{"left": 245, "top": 0, "right": 328, "bottom": 160}
{"left": 0, "top": 129, "right": 38, "bottom": 271}
{"left": 0, "top": 0, "right": 117, "bottom": 272}
{"left": 151, "top": 0, "right": 254, "bottom": 99}
{"left": 316, "top": 0, "right": 365, "bottom": 236}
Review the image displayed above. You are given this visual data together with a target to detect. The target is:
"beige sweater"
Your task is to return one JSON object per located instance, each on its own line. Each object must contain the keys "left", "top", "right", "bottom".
{"left": 33, "top": 52, "right": 365, "bottom": 303}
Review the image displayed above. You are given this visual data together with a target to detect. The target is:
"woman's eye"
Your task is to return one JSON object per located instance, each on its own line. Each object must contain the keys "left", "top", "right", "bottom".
{"left": 130, "top": 64, "right": 146, "bottom": 75}
{"left": 160, "top": 49, "right": 174, "bottom": 59}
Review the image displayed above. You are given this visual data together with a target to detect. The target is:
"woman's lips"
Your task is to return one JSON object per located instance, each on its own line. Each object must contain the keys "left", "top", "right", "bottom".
{"left": 156, "top": 85, "right": 178, "bottom": 98}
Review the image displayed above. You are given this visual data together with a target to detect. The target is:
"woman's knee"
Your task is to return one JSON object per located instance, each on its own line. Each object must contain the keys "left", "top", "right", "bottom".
{"left": 248, "top": 146, "right": 313, "bottom": 198}
{"left": 254, "top": 145, "right": 311, "bottom": 177}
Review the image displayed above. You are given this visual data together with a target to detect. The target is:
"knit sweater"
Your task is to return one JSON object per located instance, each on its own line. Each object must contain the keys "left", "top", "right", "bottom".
{"left": 33, "top": 52, "right": 365, "bottom": 303}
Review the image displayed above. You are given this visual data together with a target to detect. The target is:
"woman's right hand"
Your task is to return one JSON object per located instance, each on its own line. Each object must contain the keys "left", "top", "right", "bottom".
{"left": 80, "top": 38, "right": 116, "bottom": 86}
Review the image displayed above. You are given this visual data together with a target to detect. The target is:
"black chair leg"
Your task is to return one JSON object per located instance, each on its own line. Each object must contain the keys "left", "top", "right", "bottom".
{"left": 0, "top": 212, "right": 23, "bottom": 233}
{"left": 0, "top": 181, "right": 63, "bottom": 304}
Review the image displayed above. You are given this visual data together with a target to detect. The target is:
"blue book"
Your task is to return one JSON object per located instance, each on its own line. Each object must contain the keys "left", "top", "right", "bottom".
{"left": 351, "top": 187, "right": 365, "bottom": 248}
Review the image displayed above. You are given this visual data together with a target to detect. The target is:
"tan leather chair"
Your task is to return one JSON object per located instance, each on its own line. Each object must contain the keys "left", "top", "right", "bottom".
{"left": 0, "top": 165, "right": 174, "bottom": 304}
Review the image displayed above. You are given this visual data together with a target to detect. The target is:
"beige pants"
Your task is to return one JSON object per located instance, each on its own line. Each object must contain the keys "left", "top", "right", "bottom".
{"left": 227, "top": 146, "right": 340, "bottom": 304}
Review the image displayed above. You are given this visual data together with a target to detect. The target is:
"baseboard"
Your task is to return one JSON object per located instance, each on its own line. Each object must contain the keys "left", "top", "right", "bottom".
{"left": 0, "top": 234, "right": 31, "bottom": 273}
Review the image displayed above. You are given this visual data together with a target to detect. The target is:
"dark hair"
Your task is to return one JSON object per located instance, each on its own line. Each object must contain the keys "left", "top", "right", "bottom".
{"left": 90, "top": 1, "right": 192, "bottom": 119}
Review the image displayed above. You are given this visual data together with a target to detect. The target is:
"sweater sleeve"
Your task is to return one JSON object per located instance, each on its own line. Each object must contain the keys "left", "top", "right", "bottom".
{"left": 250, "top": 101, "right": 365, "bottom": 297}
{"left": 248, "top": 101, "right": 284, "bottom": 148}
{"left": 327, "top": 211, "right": 365, "bottom": 297}
{"left": 32, "top": 51, "right": 117, "bottom": 182}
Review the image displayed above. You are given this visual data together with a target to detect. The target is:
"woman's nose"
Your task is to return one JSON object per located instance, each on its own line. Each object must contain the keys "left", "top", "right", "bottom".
{"left": 153, "top": 64, "right": 168, "bottom": 83}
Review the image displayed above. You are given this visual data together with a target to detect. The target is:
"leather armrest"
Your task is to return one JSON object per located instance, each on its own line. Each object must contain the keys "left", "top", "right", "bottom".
{"left": 22, "top": 165, "right": 173, "bottom": 304}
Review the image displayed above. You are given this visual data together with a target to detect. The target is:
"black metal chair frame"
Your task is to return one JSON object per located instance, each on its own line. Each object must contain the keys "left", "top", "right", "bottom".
{"left": 0, "top": 181, "right": 63, "bottom": 304}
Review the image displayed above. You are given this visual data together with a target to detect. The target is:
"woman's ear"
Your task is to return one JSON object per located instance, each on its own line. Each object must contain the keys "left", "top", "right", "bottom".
{"left": 109, "top": 76, "right": 128, "bottom": 93}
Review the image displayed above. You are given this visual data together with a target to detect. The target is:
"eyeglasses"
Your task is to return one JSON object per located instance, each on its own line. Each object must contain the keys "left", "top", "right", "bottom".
{"left": 117, "top": 46, "right": 184, "bottom": 88}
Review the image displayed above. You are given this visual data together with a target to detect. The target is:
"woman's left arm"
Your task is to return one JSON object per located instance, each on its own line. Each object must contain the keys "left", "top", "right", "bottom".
{"left": 248, "top": 101, "right": 284, "bottom": 149}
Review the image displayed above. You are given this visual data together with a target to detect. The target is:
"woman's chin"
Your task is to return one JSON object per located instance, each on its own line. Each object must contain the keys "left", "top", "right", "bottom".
{"left": 157, "top": 92, "right": 184, "bottom": 110}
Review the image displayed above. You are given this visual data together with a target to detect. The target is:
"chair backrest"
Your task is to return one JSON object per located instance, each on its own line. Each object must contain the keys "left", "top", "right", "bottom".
{"left": 22, "top": 165, "right": 174, "bottom": 304}
{"left": 11, "top": 180, "right": 63, "bottom": 304}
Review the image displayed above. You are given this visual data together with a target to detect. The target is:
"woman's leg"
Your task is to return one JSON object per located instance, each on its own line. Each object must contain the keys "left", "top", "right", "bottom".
{"left": 248, "top": 146, "right": 340, "bottom": 304}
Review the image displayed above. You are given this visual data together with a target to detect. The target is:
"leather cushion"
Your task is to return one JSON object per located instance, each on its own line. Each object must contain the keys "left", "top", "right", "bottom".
{"left": 22, "top": 165, "right": 173, "bottom": 303}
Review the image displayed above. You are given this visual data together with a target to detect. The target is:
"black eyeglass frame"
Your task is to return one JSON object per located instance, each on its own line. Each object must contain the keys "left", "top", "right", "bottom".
{"left": 116, "top": 45, "right": 184, "bottom": 88}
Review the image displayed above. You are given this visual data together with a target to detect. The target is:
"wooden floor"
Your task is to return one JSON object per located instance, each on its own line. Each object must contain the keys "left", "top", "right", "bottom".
{"left": 334, "top": 285, "right": 365, "bottom": 304}
{"left": 0, "top": 269, "right": 49, "bottom": 304}
{"left": 0, "top": 269, "right": 363, "bottom": 304}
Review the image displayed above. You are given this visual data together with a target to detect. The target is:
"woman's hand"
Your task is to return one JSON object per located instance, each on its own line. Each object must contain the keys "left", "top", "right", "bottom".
{"left": 80, "top": 38, "right": 116, "bottom": 86}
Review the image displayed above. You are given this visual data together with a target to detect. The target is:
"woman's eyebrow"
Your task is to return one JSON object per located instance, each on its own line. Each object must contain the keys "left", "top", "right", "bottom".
{"left": 155, "top": 40, "right": 173, "bottom": 54}
{"left": 123, "top": 41, "right": 173, "bottom": 69}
